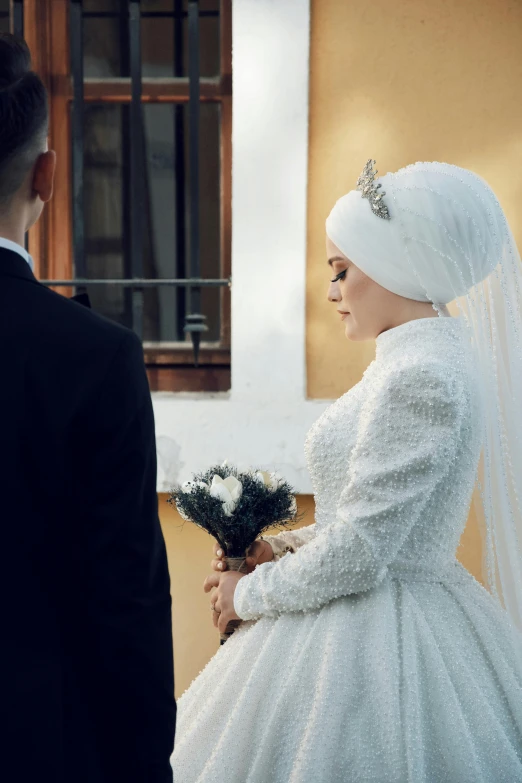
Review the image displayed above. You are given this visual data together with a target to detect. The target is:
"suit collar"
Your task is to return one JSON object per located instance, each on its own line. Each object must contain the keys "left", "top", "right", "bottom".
{"left": 0, "top": 237, "right": 33, "bottom": 269}
{"left": 0, "top": 247, "right": 40, "bottom": 284}
{"left": 0, "top": 250, "right": 91, "bottom": 308}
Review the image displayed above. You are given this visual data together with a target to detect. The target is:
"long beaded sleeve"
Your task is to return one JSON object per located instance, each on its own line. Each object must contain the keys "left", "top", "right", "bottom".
{"left": 234, "top": 362, "right": 462, "bottom": 620}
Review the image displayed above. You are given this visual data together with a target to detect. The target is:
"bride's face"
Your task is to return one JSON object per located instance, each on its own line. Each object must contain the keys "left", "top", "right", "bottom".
{"left": 326, "top": 236, "right": 399, "bottom": 341}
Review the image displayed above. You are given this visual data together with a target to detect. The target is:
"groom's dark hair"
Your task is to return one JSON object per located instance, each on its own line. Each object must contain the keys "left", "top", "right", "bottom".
{"left": 0, "top": 33, "right": 48, "bottom": 210}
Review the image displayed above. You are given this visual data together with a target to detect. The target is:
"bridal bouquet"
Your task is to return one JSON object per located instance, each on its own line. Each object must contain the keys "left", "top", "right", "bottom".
{"left": 169, "top": 463, "right": 298, "bottom": 641}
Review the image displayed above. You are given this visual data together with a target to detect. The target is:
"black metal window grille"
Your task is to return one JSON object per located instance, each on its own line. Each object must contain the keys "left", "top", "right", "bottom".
{"left": 0, "top": 3, "right": 10, "bottom": 32}
{"left": 1, "top": 1, "right": 24, "bottom": 36}
{"left": 40, "top": 0, "right": 230, "bottom": 366}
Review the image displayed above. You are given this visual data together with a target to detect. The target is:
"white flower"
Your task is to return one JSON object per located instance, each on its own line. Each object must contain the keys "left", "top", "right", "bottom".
{"left": 254, "top": 470, "right": 280, "bottom": 492}
{"left": 209, "top": 474, "right": 242, "bottom": 517}
{"left": 181, "top": 480, "right": 209, "bottom": 493}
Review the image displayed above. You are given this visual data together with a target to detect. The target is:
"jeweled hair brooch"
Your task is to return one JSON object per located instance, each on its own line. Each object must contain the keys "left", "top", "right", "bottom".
{"left": 356, "top": 159, "right": 391, "bottom": 220}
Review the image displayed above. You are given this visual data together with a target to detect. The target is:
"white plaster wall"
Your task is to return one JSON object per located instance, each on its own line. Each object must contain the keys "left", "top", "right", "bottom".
{"left": 153, "top": 0, "right": 330, "bottom": 493}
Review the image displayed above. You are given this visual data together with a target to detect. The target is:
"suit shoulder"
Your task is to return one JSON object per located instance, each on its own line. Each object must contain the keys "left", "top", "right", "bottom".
{"left": 28, "top": 282, "right": 137, "bottom": 355}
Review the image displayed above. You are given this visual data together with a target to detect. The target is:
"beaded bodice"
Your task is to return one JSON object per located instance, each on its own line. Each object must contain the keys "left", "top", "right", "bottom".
{"left": 234, "top": 316, "right": 485, "bottom": 621}
{"left": 305, "top": 316, "right": 483, "bottom": 569}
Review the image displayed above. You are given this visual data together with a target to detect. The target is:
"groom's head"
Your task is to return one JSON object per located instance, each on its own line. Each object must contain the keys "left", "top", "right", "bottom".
{"left": 0, "top": 34, "right": 56, "bottom": 232}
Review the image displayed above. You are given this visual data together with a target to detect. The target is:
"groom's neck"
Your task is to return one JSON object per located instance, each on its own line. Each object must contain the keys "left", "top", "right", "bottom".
{"left": 0, "top": 217, "right": 26, "bottom": 249}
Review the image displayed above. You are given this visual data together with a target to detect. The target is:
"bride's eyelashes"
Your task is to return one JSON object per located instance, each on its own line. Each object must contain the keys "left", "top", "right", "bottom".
{"left": 330, "top": 269, "right": 347, "bottom": 283}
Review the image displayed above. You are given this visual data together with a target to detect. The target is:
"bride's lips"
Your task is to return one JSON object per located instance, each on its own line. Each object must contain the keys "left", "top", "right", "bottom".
{"left": 338, "top": 310, "right": 350, "bottom": 320}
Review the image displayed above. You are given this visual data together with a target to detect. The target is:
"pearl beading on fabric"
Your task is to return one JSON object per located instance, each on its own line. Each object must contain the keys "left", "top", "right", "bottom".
{"left": 233, "top": 317, "right": 483, "bottom": 621}
{"left": 172, "top": 315, "right": 522, "bottom": 783}
{"left": 385, "top": 163, "right": 522, "bottom": 616}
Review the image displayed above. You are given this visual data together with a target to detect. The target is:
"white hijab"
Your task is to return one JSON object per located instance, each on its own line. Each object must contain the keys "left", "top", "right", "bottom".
{"left": 326, "top": 162, "right": 500, "bottom": 303}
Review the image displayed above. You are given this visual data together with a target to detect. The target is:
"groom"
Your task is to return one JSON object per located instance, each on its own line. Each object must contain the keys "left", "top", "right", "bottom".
{"left": 0, "top": 34, "right": 175, "bottom": 782}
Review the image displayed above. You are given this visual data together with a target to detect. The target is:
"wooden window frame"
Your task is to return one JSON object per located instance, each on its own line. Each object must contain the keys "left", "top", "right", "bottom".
{"left": 24, "top": 0, "right": 232, "bottom": 391}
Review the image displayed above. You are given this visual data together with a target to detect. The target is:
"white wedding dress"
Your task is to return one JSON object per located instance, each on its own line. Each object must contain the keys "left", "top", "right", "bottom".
{"left": 172, "top": 317, "right": 522, "bottom": 783}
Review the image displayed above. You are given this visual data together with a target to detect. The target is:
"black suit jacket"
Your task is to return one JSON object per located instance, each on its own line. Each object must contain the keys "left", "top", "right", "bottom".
{"left": 0, "top": 249, "right": 176, "bottom": 782}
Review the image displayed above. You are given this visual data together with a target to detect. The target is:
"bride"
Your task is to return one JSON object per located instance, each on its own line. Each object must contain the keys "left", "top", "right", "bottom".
{"left": 171, "top": 161, "right": 522, "bottom": 782}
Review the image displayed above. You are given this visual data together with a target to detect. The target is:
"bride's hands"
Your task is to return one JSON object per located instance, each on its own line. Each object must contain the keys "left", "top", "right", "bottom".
{"left": 210, "top": 539, "right": 274, "bottom": 574}
{"left": 205, "top": 540, "right": 274, "bottom": 633}
{"left": 203, "top": 571, "right": 245, "bottom": 632}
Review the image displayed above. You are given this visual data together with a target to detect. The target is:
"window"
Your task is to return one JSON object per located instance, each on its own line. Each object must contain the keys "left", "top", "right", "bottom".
{"left": 22, "top": 0, "right": 232, "bottom": 391}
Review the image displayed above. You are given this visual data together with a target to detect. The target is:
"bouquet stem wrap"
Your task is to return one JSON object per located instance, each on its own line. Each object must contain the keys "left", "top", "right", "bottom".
{"left": 220, "top": 555, "right": 250, "bottom": 644}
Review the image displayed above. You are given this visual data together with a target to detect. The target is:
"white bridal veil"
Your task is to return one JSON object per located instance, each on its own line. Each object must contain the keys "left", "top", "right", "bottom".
{"left": 326, "top": 160, "right": 522, "bottom": 632}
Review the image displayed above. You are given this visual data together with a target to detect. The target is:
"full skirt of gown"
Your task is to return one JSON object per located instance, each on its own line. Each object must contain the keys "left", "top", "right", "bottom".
{"left": 171, "top": 566, "right": 522, "bottom": 783}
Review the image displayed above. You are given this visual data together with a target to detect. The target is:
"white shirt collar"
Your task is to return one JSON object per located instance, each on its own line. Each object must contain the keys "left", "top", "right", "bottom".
{"left": 0, "top": 237, "right": 34, "bottom": 272}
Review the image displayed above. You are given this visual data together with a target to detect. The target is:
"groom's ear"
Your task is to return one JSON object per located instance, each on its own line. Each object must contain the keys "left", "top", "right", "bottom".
{"left": 32, "top": 149, "right": 56, "bottom": 204}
